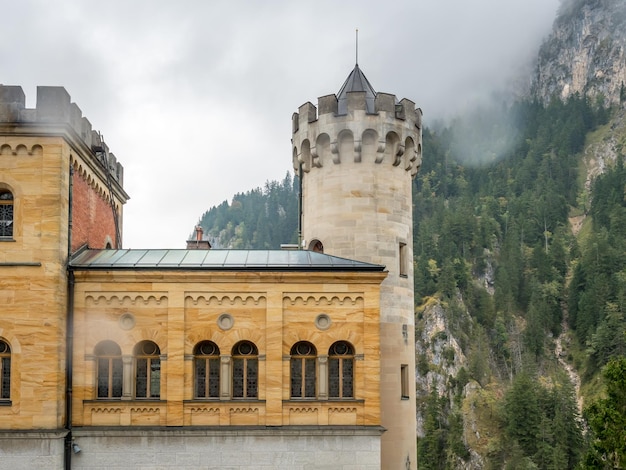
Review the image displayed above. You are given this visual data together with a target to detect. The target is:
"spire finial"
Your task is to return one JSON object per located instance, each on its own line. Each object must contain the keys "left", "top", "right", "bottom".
{"left": 355, "top": 28, "right": 359, "bottom": 65}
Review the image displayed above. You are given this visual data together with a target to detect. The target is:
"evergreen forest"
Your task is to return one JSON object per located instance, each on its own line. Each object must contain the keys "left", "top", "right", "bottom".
{"left": 195, "top": 95, "right": 626, "bottom": 468}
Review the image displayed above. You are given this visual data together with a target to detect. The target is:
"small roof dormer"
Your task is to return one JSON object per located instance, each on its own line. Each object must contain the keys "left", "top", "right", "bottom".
{"left": 336, "top": 64, "right": 377, "bottom": 115}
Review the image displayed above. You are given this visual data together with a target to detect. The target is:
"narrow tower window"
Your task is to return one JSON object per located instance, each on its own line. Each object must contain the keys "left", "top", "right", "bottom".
{"left": 399, "top": 242, "right": 408, "bottom": 277}
{"left": 401, "top": 364, "right": 409, "bottom": 399}
{"left": 0, "top": 190, "right": 14, "bottom": 239}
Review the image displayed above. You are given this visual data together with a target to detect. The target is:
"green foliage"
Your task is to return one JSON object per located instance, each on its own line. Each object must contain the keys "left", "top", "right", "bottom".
{"left": 417, "top": 385, "right": 470, "bottom": 469}
{"left": 501, "top": 373, "right": 584, "bottom": 469}
{"left": 197, "top": 172, "right": 298, "bottom": 249}
{"left": 569, "top": 156, "right": 626, "bottom": 373}
{"left": 581, "top": 357, "right": 626, "bottom": 469}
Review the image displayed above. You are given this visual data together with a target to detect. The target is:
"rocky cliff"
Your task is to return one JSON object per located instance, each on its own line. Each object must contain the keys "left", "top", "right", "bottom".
{"left": 533, "top": 0, "right": 626, "bottom": 105}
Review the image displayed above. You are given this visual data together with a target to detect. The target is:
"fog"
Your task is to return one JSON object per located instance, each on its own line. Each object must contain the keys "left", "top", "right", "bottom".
{"left": 1, "top": 0, "right": 559, "bottom": 248}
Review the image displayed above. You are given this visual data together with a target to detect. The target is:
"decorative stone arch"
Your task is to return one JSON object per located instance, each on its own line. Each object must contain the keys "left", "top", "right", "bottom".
{"left": 308, "top": 238, "right": 324, "bottom": 253}
{"left": 403, "top": 137, "right": 416, "bottom": 171}
{"left": 361, "top": 129, "right": 379, "bottom": 163}
{"left": 412, "top": 142, "right": 423, "bottom": 176}
{"left": 313, "top": 133, "right": 331, "bottom": 168}
{"left": 30, "top": 144, "right": 43, "bottom": 156}
{"left": 336, "top": 129, "right": 354, "bottom": 163}
{"left": 14, "top": 144, "right": 28, "bottom": 156}
{"left": 384, "top": 131, "right": 403, "bottom": 166}
{"left": 300, "top": 139, "right": 312, "bottom": 172}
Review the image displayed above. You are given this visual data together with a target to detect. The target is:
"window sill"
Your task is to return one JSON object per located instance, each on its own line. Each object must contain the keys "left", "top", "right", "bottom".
{"left": 84, "top": 399, "right": 165, "bottom": 403}
{"left": 284, "top": 398, "right": 364, "bottom": 403}
{"left": 0, "top": 400, "right": 12, "bottom": 406}
{"left": 184, "top": 399, "right": 265, "bottom": 403}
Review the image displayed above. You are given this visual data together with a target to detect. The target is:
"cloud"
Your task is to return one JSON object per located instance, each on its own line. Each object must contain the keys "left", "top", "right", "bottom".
{"left": 2, "top": 0, "right": 559, "bottom": 248}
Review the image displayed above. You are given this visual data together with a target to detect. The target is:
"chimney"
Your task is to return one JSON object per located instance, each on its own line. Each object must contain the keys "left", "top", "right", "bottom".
{"left": 186, "top": 225, "right": 211, "bottom": 250}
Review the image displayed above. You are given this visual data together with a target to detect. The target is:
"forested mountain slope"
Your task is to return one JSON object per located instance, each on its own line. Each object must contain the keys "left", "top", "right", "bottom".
{"left": 194, "top": 0, "right": 626, "bottom": 467}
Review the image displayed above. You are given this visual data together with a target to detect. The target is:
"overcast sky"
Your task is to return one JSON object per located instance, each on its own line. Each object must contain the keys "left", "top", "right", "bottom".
{"left": 2, "top": 0, "right": 560, "bottom": 248}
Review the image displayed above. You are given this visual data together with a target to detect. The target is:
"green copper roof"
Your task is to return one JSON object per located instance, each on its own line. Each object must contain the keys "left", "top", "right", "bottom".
{"left": 70, "top": 249, "right": 385, "bottom": 272}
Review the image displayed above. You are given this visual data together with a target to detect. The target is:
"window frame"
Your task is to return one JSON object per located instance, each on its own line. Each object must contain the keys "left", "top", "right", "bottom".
{"left": 328, "top": 341, "right": 354, "bottom": 399}
{"left": 193, "top": 341, "right": 220, "bottom": 399}
{"left": 0, "top": 189, "right": 14, "bottom": 239}
{"left": 0, "top": 339, "right": 10, "bottom": 401}
{"left": 399, "top": 241, "right": 408, "bottom": 277}
{"left": 95, "top": 340, "right": 123, "bottom": 399}
{"left": 134, "top": 341, "right": 161, "bottom": 399}
{"left": 401, "top": 364, "right": 410, "bottom": 400}
{"left": 231, "top": 341, "right": 258, "bottom": 399}
{"left": 290, "top": 341, "right": 317, "bottom": 399}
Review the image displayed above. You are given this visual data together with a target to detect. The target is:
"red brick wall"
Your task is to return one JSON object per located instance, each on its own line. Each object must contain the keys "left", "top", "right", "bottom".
{"left": 71, "top": 170, "right": 117, "bottom": 251}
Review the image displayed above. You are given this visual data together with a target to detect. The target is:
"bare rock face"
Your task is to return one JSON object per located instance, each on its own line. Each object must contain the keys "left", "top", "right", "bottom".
{"left": 532, "top": 0, "right": 626, "bottom": 105}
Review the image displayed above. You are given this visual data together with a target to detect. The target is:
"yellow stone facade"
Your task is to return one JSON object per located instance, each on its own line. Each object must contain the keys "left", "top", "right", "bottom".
{"left": 70, "top": 269, "right": 384, "bottom": 430}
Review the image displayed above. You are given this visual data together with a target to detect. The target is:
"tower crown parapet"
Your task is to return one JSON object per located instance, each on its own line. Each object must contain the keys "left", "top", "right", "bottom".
{"left": 0, "top": 85, "right": 123, "bottom": 185}
{"left": 292, "top": 70, "right": 422, "bottom": 178}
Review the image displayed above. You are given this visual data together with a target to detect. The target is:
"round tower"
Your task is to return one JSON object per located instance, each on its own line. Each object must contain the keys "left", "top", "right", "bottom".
{"left": 292, "top": 64, "right": 422, "bottom": 470}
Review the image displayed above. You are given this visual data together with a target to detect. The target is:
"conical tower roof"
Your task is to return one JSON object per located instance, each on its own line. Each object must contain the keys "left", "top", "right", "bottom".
{"left": 336, "top": 64, "right": 376, "bottom": 114}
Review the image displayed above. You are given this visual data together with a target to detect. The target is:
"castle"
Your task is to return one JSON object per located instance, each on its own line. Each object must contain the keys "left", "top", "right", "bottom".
{"left": 0, "top": 65, "right": 421, "bottom": 469}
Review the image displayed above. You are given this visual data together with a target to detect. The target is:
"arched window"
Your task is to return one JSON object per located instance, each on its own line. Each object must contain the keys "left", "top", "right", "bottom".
{"left": 308, "top": 239, "right": 324, "bottom": 253}
{"left": 232, "top": 341, "right": 258, "bottom": 399}
{"left": 134, "top": 341, "right": 160, "bottom": 399}
{"left": 329, "top": 341, "right": 354, "bottom": 399}
{"left": 194, "top": 341, "right": 220, "bottom": 399}
{"left": 95, "top": 341, "right": 122, "bottom": 399}
{"left": 0, "top": 339, "right": 10, "bottom": 400}
{"left": 290, "top": 341, "right": 317, "bottom": 399}
{"left": 0, "top": 190, "right": 14, "bottom": 239}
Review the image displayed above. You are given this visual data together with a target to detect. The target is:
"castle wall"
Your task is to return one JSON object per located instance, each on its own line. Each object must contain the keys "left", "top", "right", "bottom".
{"left": 0, "top": 431, "right": 66, "bottom": 469}
{"left": 70, "top": 428, "right": 381, "bottom": 470}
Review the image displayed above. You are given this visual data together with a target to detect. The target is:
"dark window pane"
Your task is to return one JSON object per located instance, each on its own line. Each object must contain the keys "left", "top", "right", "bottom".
{"left": 112, "top": 358, "right": 123, "bottom": 398}
{"left": 97, "top": 358, "right": 110, "bottom": 398}
{"left": 1, "top": 356, "right": 10, "bottom": 399}
{"left": 305, "top": 358, "right": 316, "bottom": 398}
{"left": 150, "top": 359, "right": 160, "bottom": 398}
{"left": 290, "top": 358, "right": 302, "bottom": 398}
{"left": 247, "top": 359, "right": 258, "bottom": 398}
{"left": 136, "top": 358, "right": 147, "bottom": 398}
{"left": 329, "top": 358, "right": 339, "bottom": 398}
{"left": 195, "top": 359, "right": 206, "bottom": 398}
{"left": 233, "top": 358, "right": 244, "bottom": 398}
{"left": 209, "top": 358, "right": 220, "bottom": 398}
{"left": 342, "top": 359, "right": 354, "bottom": 397}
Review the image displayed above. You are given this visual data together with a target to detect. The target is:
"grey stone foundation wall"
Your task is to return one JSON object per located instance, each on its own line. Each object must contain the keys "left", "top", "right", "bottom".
{"left": 70, "top": 426, "right": 382, "bottom": 470}
{"left": 0, "top": 431, "right": 66, "bottom": 469}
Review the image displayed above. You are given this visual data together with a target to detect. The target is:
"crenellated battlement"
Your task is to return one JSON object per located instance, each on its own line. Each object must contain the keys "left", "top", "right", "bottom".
{"left": 292, "top": 89, "right": 422, "bottom": 178}
{"left": 0, "top": 85, "right": 123, "bottom": 185}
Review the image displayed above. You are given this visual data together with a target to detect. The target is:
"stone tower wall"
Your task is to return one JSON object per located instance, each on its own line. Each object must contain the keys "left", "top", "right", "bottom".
{"left": 293, "top": 89, "right": 422, "bottom": 470}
